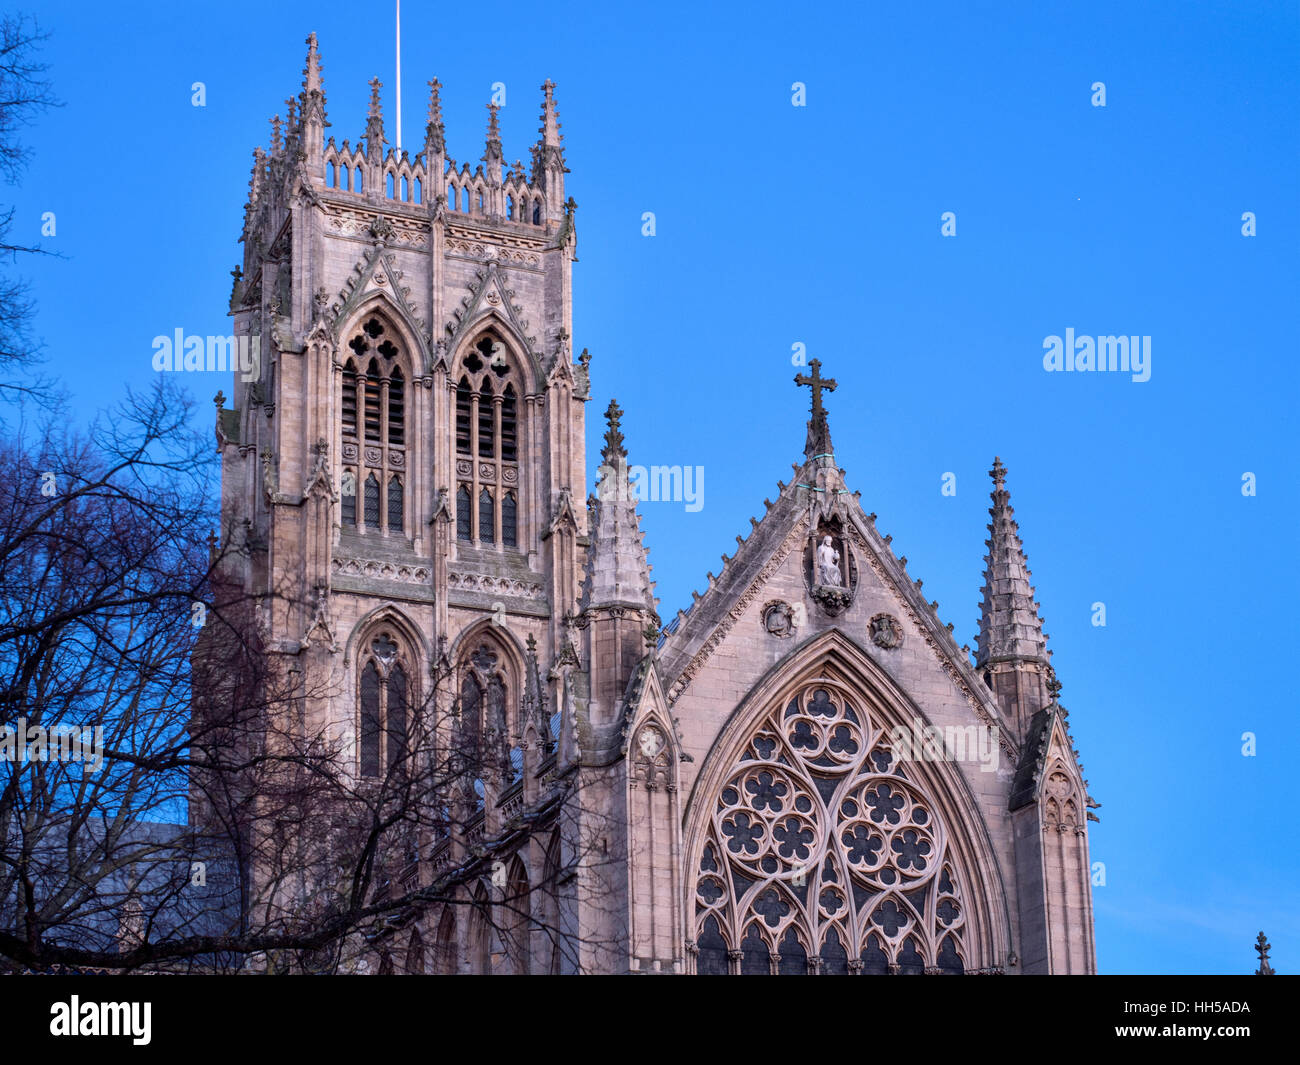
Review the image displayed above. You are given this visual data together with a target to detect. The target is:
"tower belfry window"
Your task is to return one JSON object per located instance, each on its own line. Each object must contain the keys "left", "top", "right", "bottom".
{"left": 341, "top": 316, "right": 407, "bottom": 535}
{"left": 454, "top": 333, "right": 521, "bottom": 550}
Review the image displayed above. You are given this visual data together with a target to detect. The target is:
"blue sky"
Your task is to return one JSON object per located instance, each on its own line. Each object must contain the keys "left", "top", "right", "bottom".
{"left": 10, "top": 0, "right": 1298, "bottom": 974}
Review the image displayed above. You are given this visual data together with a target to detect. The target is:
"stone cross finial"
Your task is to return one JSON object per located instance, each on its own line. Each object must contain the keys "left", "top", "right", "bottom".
{"left": 795, "top": 358, "right": 836, "bottom": 418}
{"left": 795, "top": 358, "right": 837, "bottom": 460}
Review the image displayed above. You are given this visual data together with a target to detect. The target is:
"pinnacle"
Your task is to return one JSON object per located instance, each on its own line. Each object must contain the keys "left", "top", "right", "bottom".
{"left": 302, "top": 32, "right": 323, "bottom": 97}
{"left": 538, "top": 80, "right": 563, "bottom": 146}
{"left": 581, "top": 398, "right": 657, "bottom": 616}
{"left": 364, "top": 77, "right": 385, "bottom": 153}
{"left": 426, "top": 78, "right": 445, "bottom": 151}
{"left": 975, "top": 456, "right": 1047, "bottom": 668}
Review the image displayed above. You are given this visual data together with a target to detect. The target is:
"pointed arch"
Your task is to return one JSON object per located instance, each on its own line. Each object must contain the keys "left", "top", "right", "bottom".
{"left": 449, "top": 312, "right": 540, "bottom": 395}
{"left": 449, "top": 619, "right": 527, "bottom": 748}
{"left": 405, "top": 928, "right": 426, "bottom": 974}
{"left": 350, "top": 614, "right": 422, "bottom": 779}
{"left": 338, "top": 291, "right": 432, "bottom": 376}
{"left": 434, "top": 906, "right": 457, "bottom": 974}
{"left": 468, "top": 886, "right": 492, "bottom": 974}
{"left": 343, "top": 604, "right": 430, "bottom": 667}
{"left": 682, "top": 628, "right": 1010, "bottom": 974}
{"left": 501, "top": 855, "right": 531, "bottom": 974}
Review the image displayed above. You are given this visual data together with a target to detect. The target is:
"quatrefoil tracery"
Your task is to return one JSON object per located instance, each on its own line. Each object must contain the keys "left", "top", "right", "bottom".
{"left": 696, "top": 683, "right": 967, "bottom": 972}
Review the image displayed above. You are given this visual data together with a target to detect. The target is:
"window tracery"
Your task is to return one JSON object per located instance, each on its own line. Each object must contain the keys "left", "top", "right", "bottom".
{"left": 693, "top": 683, "right": 967, "bottom": 975}
{"left": 340, "top": 316, "right": 407, "bottom": 535}
{"left": 453, "top": 333, "right": 520, "bottom": 548}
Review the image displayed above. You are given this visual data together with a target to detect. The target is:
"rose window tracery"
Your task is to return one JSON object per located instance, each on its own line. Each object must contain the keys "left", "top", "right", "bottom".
{"left": 693, "top": 683, "right": 967, "bottom": 975}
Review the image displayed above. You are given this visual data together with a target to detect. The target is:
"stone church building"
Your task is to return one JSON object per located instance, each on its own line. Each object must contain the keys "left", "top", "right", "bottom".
{"left": 210, "top": 34, "right": 1098, "bottom": 975}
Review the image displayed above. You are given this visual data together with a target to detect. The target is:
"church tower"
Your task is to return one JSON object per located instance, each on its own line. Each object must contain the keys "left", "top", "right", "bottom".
{"left": 210, "top": 33, "right": 590, "bottom": 972}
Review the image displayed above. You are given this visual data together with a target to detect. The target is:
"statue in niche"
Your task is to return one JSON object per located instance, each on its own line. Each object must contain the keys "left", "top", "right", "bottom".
{"left": 808, "top": 529, "right": 854, "bottom": 617}
{"left": 816, "top": 535, "right": 843, "bottom": 587}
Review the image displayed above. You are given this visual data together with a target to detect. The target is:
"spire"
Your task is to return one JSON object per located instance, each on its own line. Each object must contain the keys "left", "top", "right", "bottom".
{"left": 794, "top": 358, "right": 836, "bottom": 461}
{"left": 581, "top": 399, "right": 656, "bottom": 615}
{"left": 425, "top": 78, "right": 445, "bottom": 154}
{"left": 365, "top": 77, "right": 385, "bottom": 157}
{"left": 975, "top": 457, "right": 1048, "bottom": 667}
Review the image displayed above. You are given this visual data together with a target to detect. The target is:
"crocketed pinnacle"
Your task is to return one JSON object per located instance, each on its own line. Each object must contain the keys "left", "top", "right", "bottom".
{"left": 975, "top": 457, "right": 1048, "bottom": 666}
{"left": 365, "top": 77, "right": 384, "bottom": 152}
{"left": 581, "top": 398, "right": 656, "bottom": 614}
{"left": 425, "top": 78, "right": 445, "bottom": 153}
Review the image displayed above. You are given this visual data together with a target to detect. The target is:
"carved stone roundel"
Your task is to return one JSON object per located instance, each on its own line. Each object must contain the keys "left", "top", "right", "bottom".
{"left": 763, "top": 600, "right": 795, "bottom": 639}
{"left": 870, "top": 613, "right": 903, "bottom": 650}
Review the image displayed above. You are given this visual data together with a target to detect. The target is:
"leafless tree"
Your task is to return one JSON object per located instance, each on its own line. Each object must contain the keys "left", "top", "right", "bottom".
{"left": 0, "top": 13, "right": 58, "bottom": 385}
{"left": 0, "top": 382, "right": 618, "bottom": 973}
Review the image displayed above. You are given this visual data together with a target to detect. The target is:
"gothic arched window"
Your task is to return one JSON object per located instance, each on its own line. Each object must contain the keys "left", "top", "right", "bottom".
{"left": 357, "top": 631, "right": 413, "bottom": 778}
{"left": 692, "top": 683, "right": 970, "bottom": 975}
{"left": 457, "top": 641, "right": 517, "bottom": 799}
{"left": 454, "top": 333, "right": 523, "bottom": 550}
{"left": 341, "top": 316, "right": 407, "bottom": 535}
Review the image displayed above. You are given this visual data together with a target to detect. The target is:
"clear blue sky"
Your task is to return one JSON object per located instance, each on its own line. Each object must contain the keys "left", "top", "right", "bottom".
{"left": 11, "top": 0, "right": 1298, "bottom": 974}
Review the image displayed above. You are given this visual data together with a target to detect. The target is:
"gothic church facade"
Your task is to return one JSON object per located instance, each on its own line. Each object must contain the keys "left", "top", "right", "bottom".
{"left": 212, "top": 33, "right": 1098, "bottom": 974}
